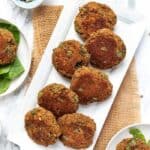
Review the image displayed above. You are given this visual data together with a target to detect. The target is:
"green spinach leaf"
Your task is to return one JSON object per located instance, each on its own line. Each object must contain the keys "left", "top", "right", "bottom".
{"left": 0, "top": 77, "right": 11, "bottom": 94}
{"left": 6, "top": 57, "right": 25, "bottom": 80}
{"left": 0, "top": 65, "right": 10, "bottom": 75}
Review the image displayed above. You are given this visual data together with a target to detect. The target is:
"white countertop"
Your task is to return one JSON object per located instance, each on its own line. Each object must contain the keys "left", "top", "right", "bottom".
{"left": 131, "top": 0, "right": 150, "bottom": 123}
{"left": 0, "top": 0, "right": 150, "bottom": 149}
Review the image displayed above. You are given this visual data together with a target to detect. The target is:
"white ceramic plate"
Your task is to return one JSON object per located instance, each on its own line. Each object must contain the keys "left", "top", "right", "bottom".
{"left": 0, "top": 18, "right": 31, "bottom": 97}
{"left": 106, "top": 123, "right": 150, "bottom": 150}
{"left": 7, "top": 1, "right": 146, "bottom": 150}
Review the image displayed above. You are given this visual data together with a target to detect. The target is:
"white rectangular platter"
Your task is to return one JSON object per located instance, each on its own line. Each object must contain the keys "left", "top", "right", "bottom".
{"left": 8, "top": 0, "right": 146, "bottom": 150}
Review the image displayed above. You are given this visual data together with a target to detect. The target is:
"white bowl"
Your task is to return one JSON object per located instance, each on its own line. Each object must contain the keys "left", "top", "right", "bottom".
{"left": 11, "top": 0, "right": 44, "bottom": 9}
{"left": 106, "top": 123, "right": 150, "bottom": 150}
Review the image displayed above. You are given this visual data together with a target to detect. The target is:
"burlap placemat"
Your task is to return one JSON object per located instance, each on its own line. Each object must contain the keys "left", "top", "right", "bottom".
{"left": 30, "top": 5, "right": 63, "bottom": 77}
{"left": 31, "top": 6, "right": 140, "bottom": 149}
{"left": 95, "top": 59, "right": 140, "bottom": 149}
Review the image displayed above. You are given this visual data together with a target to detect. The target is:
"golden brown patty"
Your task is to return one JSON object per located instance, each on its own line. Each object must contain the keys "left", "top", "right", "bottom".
{"left": 52, "top": 40, "right": 90, "bottom": 78}
{"left": 25, "top": 107, "right": 61, "bottom": 146}
{"left": 116, "top": 138, "right": 150, "bottom": 150}
{"left": 0, "top": 28, "right": 17, "bottom": 65}
{"left": 38, "top": 83, "right": 79, "bottom": 117}
{"left": 58, "top": 113, "right": 96, "bottom": 149}
{"left": 116, "top": 138, "right": 133, "bottom": 150}
{"left": 70, "top": 66, "right": 112, "bottom": 104}
{"left": 75, "top": 2, "right": 117, "bottom": 40}
{"left": 85, "top": 28, "right": 126, "bottom": 69}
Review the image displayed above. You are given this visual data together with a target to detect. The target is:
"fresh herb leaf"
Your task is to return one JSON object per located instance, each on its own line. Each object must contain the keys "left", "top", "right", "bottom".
{"left": 0, "top": 65, "right": 10, "bottom": 75}
{"left": 5, "top": 57, "right": 24, "bottom": 80}
{"left": 79, "top": 46, "right": 88, "bottom": 56}
{"left": 73, "top": 95, "right": 79, "bottom": 103}
{"left": 66, "top": 50, "right": 73, "bottom": 57}
{"left": 126, "top": 146, "right": 130, "bottom": 150}
{"left": 0, "top": 77, "right": 11, "bottom": 94}
{"left": 0, "top": 22, "right": 20, "bottom": 44}
{"left": 0, "top": 57, "right": 24, "bottom": 94}
{"left": 126, "top": 143, "right": 131, "bottom": 150}
{"left": 129, "top": 128, "right": 146, "bottom": 142}
{"left": 126, "top": 139, "right": 136, "bottom": 150}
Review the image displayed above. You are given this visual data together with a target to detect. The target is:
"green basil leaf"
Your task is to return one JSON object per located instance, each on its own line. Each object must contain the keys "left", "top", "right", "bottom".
{"left": 0, "top": 77, "right": 11, "bottom": 94}
{"left": 5, "top": 57, "right": 24, "bottom": 80}
{"left": 129, "top": 128, "right": 146, "bottom": 142}
{"left": 0, "top": 22, "right": 20, "bottom": 44}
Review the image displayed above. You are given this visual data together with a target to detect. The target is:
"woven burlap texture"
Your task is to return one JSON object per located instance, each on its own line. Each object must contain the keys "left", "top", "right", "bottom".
{"left": 32, "top": 6, "right": 140, "bottom": 150}
{"left": 95, "top": 59, "right": 140, "bottom": 149}
{"left": 30, "top": 5, "right": 63, "bottom": 77}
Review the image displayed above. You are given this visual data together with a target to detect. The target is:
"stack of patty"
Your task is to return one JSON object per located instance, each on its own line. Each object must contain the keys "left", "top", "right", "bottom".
{"left": 75, "top": 2, "right": 117, "bottom": 40}
{"left": 25, "top": 83, "right": 96, "bottom": 148}
{"left": 53, "top": 1, "right": 126, "bottom": 75}
{"left": 25, "top": 1, "right": 127, "bottom": 149}
{"left": 74, "top": 1, "right": 126, "bottom": 69}
{"left": 25, "top": 107, "right": 96, "bottom": 149}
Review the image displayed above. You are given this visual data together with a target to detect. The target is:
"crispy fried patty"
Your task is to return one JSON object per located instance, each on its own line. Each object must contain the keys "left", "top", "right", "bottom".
{"left": 58, "top": 113, "right": 96, "bottom": 149}
{"left": 85, "top": 28, "right": 126, "bottom": 69}
{"left": 75, "top": 2, "right": 117, "bottom": 40}
{"left": 116, "top": 138, "right": 150, "bottom": 150}
{"left": 25, "top": 107, "right": 61, "bottom": 146}
{"left": 38, "top": 83, "right": 79, "bottom": 117}
{"left": 70, "top": 66, "right": 113, "bottom": 104}
{"left": 52, "top": 40, "right": 90, "bottom": 78}
{"left": 0, "top": 28, "right": 17, "bottom": 65}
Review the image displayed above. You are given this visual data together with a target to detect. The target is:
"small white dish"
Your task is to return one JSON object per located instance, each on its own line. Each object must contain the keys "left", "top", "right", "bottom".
{"left": 106, "top": 123, "right": 150, "bottom": 150}
{"left": 11, "top": 0, "right": 44, "bottom": 9}
{"left": 0, "top": 18, "right": 31, "bottom": 97}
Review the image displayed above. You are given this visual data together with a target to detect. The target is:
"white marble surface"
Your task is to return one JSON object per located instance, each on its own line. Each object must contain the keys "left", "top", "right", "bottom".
{"left": 0, "top": 0, "right": 150, "bottom": 149}
{"left": 134, "top": 1, "right": 150, "bottom": 123}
